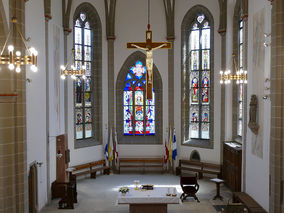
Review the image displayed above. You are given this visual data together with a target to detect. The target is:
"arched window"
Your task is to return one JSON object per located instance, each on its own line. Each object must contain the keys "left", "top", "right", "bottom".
{"left": 181, "top": 6, "right": 214, "bottom": 148}
{"left": 237, "top": 19, "right": 244, "bottom": 137}
{"left": 74, "top": 13, "right": 93, "bottom": 140}
{"left": 116, "top": 51, "right": 162, "bottom": 144}
{"left": 73, "top": 3, "right": 102, "bottom": 148}
{"left": 123, "top": 61, "right": 155, "bottom": 136}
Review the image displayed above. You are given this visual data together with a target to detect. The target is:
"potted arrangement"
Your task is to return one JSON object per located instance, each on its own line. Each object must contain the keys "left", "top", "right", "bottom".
{"left": 119, "top": 187, "right": 129, "bottom": 195}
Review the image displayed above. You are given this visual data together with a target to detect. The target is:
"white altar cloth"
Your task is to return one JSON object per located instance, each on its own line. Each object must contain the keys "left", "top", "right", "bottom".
{"left": 117, "top": 187, "right": 180, "bottom": 204}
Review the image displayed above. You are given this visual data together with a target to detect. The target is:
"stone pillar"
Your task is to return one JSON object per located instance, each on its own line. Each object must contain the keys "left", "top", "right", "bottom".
{"left": 218, "top": 0, "right": 227, "bottom": 164}
{"left": 0, "top": 0, "right": 28, "bottom": 212}
{"left": 270, "top": 1, "right": 284, "bottom": 212}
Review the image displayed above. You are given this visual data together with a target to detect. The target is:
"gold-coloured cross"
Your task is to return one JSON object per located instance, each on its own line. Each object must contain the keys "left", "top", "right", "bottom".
{"left": 127, "top": 28, "right": 171, "bottom": 99}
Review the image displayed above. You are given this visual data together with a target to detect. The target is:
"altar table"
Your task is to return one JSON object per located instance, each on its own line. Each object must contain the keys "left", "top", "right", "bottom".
{"left": 117, "top": 187, "right": 179, "bottom": 213}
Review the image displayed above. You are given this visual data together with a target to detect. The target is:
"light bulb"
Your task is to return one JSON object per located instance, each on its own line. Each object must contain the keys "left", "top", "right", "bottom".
{"left": 71, "top": 65, "right": 75, "bottom": 70}
{"left": 220, "top": 71, "right": 223, "bottom": 74}
{"left": 244, "top": 71, "right": 247, "bottom": 74}
{"left": 228, "top": 80, "right": 231, "bottom": 84}
{"left": 29, "top": 47, "right": 35, "bottom": 54}
{"left": 220, "top": 80, "right": 224, "bottom": 84}
{"left": 8, "top": 45, "right": 14, "bottom": 52}
{"left": 60, "top": 65, "right": 65, "bottom": 70}
{"left": 8, "top": 64, "right": 15, "bottom": 70}
{"left": 71, "top": 75, "right": 76, "bottom": 80}
{"left": 33, "top": 50, "right": 38, "bottom": 56}
{"left": 31, "top": 65, "right": 38, "bottom": 72}
{"left": 61, "top": 75, "right": 66, "bottom": 80}
{"left": 244, "top": 80, "right": 247, "bottom": 84}
{"left": 240, "top": 80, "right": 243, "bottom": 83}
{"left": 236, "top": 80, "right": 240, "bottom": 84}
{"left": 16, "top": 67, "right": 21, "bottom": 73}
{"left": 228, "top": 70, "right": 231, "bottom": 74}
{"left": 16, "top": 51, "right": 21, "bottom": 56}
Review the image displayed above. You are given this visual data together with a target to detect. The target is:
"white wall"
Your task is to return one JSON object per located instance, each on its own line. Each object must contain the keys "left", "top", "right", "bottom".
{"left": 176, "top": 0, "right": 221, "bottom": 164}
{"left": 25, "top": 0, "right": 47, "bottom": 210}
{"left": 245, "top": 0, "right": 271, "bottom": 210}
{"left": 48, "top": 0, "right": 65, "bottom": 190}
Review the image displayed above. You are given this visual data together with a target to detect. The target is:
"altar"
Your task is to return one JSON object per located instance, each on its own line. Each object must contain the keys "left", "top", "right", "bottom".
{"left": 117, "top": 187, "right": 180, "bottom": 213}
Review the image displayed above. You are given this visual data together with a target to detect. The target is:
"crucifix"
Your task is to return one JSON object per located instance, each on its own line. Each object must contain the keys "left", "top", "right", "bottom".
{"left": 127, "top": 25, "right": 172, "bottom": 99}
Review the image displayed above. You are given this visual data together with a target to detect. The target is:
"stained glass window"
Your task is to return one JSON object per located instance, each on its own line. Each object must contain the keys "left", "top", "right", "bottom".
{"left": 123, "top": 61, "right": 155, "bottom": 136}
{"left": 238, "top": 20, "right": 244, "bottom": 137}
{"left": 189, "top": 14, "right": 211, "bottom": 140}
{"left": 74, "top": 12, "right": 93, "bottom": 140}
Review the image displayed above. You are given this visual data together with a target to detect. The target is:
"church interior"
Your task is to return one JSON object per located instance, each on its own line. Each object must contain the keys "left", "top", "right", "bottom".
{"left": 0, "top": 0, "right": 282, "bottom": 212}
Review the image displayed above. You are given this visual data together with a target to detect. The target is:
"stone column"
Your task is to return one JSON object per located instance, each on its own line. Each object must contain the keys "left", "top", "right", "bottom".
{"left": 0, "top": 0, "right": 28, "bottom": 212}
{"left": 270, "top": 1, "right": 284, "bottom": 212}
{"left": 218, "top": 0, "right": 227, "bottom": 164}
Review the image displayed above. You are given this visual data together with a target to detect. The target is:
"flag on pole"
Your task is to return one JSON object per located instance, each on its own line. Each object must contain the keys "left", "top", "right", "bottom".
{"left": 114, "top": 131, "right": 119, "bottom": 165}
{"left": 108, "top": 129, "right": 114, "bottom": 162}
{"left": 104, "top": 128, "right": 109, "bottom": 161}
{"left": 164, "top": 139, "right": 169, "bottom": 164}
{"left": 172, "top": 128, "right": 177, "bottom": 160}
{"left": 169, "top": 128, "right": 173, "bottom": 162}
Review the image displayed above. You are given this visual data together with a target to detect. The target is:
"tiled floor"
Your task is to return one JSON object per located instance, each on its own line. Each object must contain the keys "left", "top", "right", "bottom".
{"left": 41, "top": 173, "right": 232, "bottom": 213}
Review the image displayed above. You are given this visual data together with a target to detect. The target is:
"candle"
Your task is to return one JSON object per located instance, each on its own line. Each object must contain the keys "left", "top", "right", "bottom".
{"left": 173, "top": 187, "right": 176, "bottom": 195}
{"left": 168, "top": 187, "right": 170, "bottom": 194}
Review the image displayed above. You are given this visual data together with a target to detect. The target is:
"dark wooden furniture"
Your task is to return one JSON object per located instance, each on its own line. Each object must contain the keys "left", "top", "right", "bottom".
{"left": 233, "top": 192, "right": 267, "bottom": 213}
{"left": 129, "top": 204, "right": 167, "bottom": 213}
{"left": 180, "top": 174, "right": 200, "bottom": 202}
{"left": 70, "top": 159, "right": 110, "bottom": 178}
{"left": 52, "top": 134, "right": 71, "bottom": 199}
{"left": 223, "top": 141, "right": 242, "bottom": 192}
{"left": 221, "top": 203, "right": 247, "bottom": 213}
{"left": 118, "top": 158, "right": 164, "bottom": 173}
{"left": 210, "top": 178, "right": 224, "bottom": 200}
{"left": 176, "top": 159, "right": 221, "bottom": 179}
{"left": 52, "top": 174, "right": 77, "bottom": 209}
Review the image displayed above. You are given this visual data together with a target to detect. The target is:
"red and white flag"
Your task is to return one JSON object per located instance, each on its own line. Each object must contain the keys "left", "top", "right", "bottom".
{"left": 164, "top": 139, "right": 169, "bottom": 164}
{"left": 114, "top": 131, "right": 119, "bottom": 165}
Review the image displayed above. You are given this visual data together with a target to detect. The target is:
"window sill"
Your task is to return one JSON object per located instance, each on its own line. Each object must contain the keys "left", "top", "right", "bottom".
{"left": 74, "top": 138, "right": 102, "bottom": 149}
{"left": 182, "top": 138, "right": 213, "bottom": 149}
{"left": 118, "top": 135, "right": 162, "bottom": 145}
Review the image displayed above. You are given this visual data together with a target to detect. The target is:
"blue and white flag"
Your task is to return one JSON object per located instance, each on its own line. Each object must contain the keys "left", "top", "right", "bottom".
{"left": 104, "top": 127, "right": 109, "bottom": 161}
{"left": 172, "top": 128, "right": 177, "bottom": 160}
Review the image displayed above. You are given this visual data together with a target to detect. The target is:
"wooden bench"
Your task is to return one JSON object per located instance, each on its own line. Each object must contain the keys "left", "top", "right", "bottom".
{"left": 70, "top": 159, "right": 110, "bottom": 179}
{"left": 119, "top": 158, "right": 164, "bottom": 174}
{"left": 233, "top": 192, "right": 267, "bottom": 213}
{"left": 176, "top": 159, "right": 221, "bottom": 179}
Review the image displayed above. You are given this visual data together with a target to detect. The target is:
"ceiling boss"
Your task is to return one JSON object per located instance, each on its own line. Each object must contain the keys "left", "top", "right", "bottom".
{"left": 127, "top": 0, "right": 172, "bottom": 100}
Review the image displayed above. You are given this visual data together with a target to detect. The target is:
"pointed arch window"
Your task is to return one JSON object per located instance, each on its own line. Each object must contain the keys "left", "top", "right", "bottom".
{"left": 237, "top": 20, "right": 243, "bottom": 137}
{"left": 189, "top": 14, "right": 211, "bottom": 140}
{"left": 74, "top": 12, "right": 93, "bottom": 140}
{"left": 123, "top": 61, "right": 155, "bottom": 136}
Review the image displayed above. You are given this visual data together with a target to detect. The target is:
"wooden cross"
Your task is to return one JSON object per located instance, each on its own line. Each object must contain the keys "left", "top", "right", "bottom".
{"left": 127, "top": 27, "right": 172, "bottom": 99}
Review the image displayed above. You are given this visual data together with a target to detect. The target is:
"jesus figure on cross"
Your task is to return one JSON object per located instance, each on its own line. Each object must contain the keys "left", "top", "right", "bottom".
{"left": 127, "top": 27, "right": 172, "bottom": 99}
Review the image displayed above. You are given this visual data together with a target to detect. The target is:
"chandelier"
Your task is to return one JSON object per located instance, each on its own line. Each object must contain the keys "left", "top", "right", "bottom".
{"left": 0, "top": 17, "right": 38, "bottom": 73}
{"left": 60, "top": 49, "right": 86, "bottom": 80}
{"left": 220, "top": 54, "right": 247, "bottom": 84}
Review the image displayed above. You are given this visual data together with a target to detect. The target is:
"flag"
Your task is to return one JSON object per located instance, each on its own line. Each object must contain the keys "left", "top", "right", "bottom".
{"left": 172, "top": 128, "right": 177, "bottom": 160}
{"left": 104, "top": 127, "right": 109, "bottom": 161}
{"left": 169, "top": 128, "right": 173, "bottom": 162}
{"left": 108, "top": 129, "right": 114, "bottom": 162}
{"left": 114, "top": 131, "right": 119, "bottom": 165}
{"left": 164, "top": 139, "right": 169, "bottom": 164}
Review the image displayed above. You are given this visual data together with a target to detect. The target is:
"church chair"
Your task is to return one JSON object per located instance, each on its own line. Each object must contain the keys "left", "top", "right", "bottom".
{"left": 180, "top": 174, "right": 200, "bottom": 202}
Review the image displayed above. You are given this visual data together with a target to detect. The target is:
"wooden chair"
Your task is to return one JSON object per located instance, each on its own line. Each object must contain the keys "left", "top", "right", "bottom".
{"left": 180, "top": 174, "right": 200, "bottom": 202}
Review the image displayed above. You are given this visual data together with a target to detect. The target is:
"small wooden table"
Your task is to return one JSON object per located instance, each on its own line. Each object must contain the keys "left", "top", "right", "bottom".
{"left": 210, "top": 178, "right": 224, "bottom": 200}
{"left": 117, "top": 187, "right": 179, "bottom": 213}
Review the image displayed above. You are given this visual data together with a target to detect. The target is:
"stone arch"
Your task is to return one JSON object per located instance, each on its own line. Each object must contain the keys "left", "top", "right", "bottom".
{"left": 181, "top": 5, "right": 214, "bottom": 149}
{"left": 116, "top": 51, "right": 163, "bottom": 144}
{"left": 190, "top": 150, "right": 201, "bottom": 161}
{"left": 73, "top": 3, "right": 102, "bottom": 148}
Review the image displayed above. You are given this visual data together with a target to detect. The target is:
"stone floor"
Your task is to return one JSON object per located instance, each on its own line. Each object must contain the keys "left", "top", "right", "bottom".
{"left": 41, "top": 173, "right": 232, "bottom": 213}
